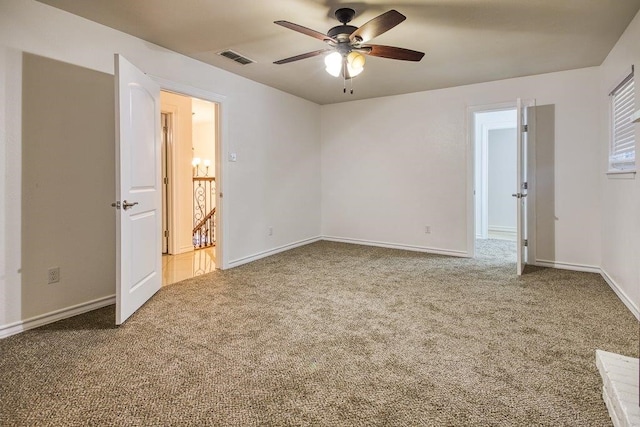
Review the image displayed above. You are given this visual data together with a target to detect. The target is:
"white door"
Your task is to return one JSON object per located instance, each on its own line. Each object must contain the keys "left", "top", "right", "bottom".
{"left": 515, "top": 98, "right": 534, "bottom": 275}
{"left": 115, "top": 54, "right": 162, "bottom": 325}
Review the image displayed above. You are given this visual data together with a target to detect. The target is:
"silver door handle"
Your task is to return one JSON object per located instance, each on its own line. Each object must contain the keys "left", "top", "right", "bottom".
{"left": 511, "top": 193, "right": 527, "bottom": 199}
{"left": 122, "top": 200, "right": 139, "bottom": 210}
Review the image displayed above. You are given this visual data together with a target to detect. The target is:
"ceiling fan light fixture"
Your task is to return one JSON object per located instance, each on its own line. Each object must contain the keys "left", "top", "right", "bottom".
{"left": 275, "top": 8, "right": 424, "bottom": 89}
{"left": 346, "top": 51, "right": 365, "bottom": 77}
{"left": 347, "top": 52, "right": 365, "bottom": 68}
{"left": 325, "top": 51, "right": 343, "bottom": 77}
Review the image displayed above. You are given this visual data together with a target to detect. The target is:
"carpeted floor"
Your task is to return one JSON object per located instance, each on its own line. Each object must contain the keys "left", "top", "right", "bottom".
{"left": 1, "top": 240, "right": 637, "bottom": 426}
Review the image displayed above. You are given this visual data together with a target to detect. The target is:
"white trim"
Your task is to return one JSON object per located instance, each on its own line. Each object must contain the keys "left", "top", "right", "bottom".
{"left": 523, "top": 102, "right": 537, "bottom": 267}
{"left": 606, "top": 170, "right": 636, "bottom": 178}
{"left": 488, "top": 225, "right": 517, "bottom": 234}
{"left": 163, "top": 110, "right": 175, "bottom": 254}
{"left": 227, "top": 237, "right": 322, "bottom": 268}
{"left": 322, "top": 236, "right": 469, "bottom": 258}
{"left": 600, "top": 269, "right": 640, "bottom": 320}
{"left": 535, "top": 259, "right": 601, "bottom": 273}
{"left": 0, "top": 295, "right": 115, "bottom": 339}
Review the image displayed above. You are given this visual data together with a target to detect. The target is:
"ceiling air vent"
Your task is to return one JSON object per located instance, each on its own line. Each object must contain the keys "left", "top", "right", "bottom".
{"left": 218, "top": 50, "right": 255, "bottom": 65}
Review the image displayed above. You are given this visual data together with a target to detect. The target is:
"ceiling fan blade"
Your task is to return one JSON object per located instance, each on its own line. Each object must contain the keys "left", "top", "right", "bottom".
{"left": 274, "top": 21, "right": 336, "bottom": 44}
{"left": 350, "top": 10, "right": 406, "bottom": 43}
{"left": 274, "top": 48, "right": 332, "bottom": 65}
{"left": 363, "top": 45, "right": 425, "bottom": 62}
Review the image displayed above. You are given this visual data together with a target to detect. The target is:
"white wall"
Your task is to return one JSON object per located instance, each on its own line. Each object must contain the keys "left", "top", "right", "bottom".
{"left": 0, "top": 0, "right": 321, "bottom": 335}
{"left": 0, "top": 47, "right": 22, "bottom": 328}
{"left": 192, "top": 98, "right": 216, "bottom": 172}
{"left": 321, "top": 67, "right": 602, "bottom": 266}
{"left": 488, "top": 128, "right": 517, "bottom": 232}
{"left": 599, "top": 9, "right": 640, "bottom": 317}
{"left": 21, "top": 53, "right": 116, "bottom": 320}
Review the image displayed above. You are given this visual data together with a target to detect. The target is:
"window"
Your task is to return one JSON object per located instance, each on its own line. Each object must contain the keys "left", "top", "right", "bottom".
{"left": 609, "top": 67, "right": 636, "bottom": 171}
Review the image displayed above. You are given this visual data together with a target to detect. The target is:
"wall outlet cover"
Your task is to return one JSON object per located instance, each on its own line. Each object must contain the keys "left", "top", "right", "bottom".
{"left": 48, "top": 267, "right": 60, "bottom": 284}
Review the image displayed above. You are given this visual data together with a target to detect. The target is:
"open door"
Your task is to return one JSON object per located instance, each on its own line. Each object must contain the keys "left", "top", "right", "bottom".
{"left": 114, "top": 55, "right": 162, "bottom": 324}
{"left": 514, "top": 98, "right": 535, "bottom": 275}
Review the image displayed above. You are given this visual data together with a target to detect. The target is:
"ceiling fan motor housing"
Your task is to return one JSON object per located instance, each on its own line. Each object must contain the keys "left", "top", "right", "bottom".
{"left": 327, "top": 25, "right": 358, "bottom": 41}
{"left": 329, "top": 8, "right": 359, "bottom": 42}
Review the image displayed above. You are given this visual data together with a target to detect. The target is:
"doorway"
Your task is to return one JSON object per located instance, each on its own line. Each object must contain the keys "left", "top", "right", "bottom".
{"left": 474, "top": 108, "right": 518, "bottom": 242}
{"left": 160, "top": 90, "right": 220, "bottom": 285}
{"left": 472, "top": 106, "right": 518, "bottom": 263}
{"left": 469, "top": 100, "right": 536, "bottom": 274}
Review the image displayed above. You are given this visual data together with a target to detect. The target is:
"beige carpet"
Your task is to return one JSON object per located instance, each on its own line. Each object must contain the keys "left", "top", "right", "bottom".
{"left": 1, "top": 240, "right": 637, "bottom": 426}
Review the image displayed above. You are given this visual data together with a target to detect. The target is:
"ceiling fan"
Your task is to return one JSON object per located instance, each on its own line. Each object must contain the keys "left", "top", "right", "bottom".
{"left": 274, "top": 8, "right": 424, "bottom": 86}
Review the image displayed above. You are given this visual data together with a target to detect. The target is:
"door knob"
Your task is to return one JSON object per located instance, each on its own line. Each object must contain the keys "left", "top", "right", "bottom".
{"left": 511, "top": 193, "right": 527, "bottom": 199}
{"left": 122, "top": 200, "right": 139, "bottom": 210}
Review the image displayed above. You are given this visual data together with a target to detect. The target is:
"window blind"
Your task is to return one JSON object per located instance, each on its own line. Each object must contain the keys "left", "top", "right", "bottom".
{"left": 610, "top": 69, "right": 635, "bottom": 170}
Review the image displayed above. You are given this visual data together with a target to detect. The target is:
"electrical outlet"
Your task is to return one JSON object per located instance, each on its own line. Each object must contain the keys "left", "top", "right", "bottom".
{"left": 424, "top": 225, "right": 431, "bottom": 234}
{"left": 268, "top": 226, "right": 273, "bottom": 236}
{"left": 48, "top": 267, "right": 60, "bottom": 284}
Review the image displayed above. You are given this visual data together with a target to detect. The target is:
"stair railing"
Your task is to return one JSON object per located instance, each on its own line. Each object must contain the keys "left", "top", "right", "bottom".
{"left": 192, "top": 176, "right": 216, "bottom": 248}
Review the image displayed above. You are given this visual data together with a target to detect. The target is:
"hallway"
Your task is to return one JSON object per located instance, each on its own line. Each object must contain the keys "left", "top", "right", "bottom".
{"left": 162, "top": 248, "right": 216, "bottom": 286}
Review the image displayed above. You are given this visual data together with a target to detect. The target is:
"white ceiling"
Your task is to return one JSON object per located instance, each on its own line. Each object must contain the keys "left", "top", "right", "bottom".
{"left": 37, "top": 0, "right": 640, "bottom": 105}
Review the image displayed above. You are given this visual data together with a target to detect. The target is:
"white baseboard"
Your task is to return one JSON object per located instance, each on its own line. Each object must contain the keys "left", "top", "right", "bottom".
{"left": 600, "top": 269, "right": 639, "bottom": 320}
{"left": 227, "top": 236, "right": 322, "bottom": 268}
{"left": 4, "top": 248, "right": 635, "bottom": 339}
{"left": 535, "top": 259, "right": 601, "bottom": 274}
{"left": 322, "top": 236, "right": 469, "bottom": 258}
{"left": 488, "top": 225, "right": 517, "bottom": 234}
{"left": 0, "top": 295, "right": 115, "bottom": 339}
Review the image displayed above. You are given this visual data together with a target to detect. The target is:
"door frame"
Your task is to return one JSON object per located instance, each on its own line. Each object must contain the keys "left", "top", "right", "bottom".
{"left": 159, "top": 105, "right": 179, "bottom": 255}
{"left": 152, "top": 76, "right": 228, "bottom": 269}
{"left": 161, "top": 112, "right": 171, "bottom": 254}
{"left": 466, "top": 101, "right": 536, "bottom": 264}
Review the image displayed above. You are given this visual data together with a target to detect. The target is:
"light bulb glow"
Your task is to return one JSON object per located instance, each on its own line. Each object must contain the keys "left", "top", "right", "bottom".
{"left": 192, "top": 157, "right": 201, "bottom": 167}
{"left": 347, "top": 63, "right": 364, "bottom": 77}
{"left": 347, "top": 52, "right": 365, "bottom": 69}
{"left": 346, "top": 52, "right": 365, "bottom": 77}
{"left": 324, "top": 52, "right": 343, "bottom": 77}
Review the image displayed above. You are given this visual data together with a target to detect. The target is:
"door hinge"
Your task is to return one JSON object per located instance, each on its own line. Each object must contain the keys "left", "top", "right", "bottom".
{"left": 523, "top": 239, "right": 528, "bottom": 247}
{"left": 219, "top": 192, "right": 223, "bottom": 198}
{"left": 163, "top": 177, "right": 168, "bottom": 185}
{"left": 164, "top": 230, "right": 168, "bottom": 237}
{"left": 523, "top": 124, "right": 528, "bottom": 132}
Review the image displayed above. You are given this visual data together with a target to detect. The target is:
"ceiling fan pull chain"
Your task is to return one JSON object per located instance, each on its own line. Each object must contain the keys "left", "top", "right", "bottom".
{"left": 343, "top": 62, "right": 347, "bottom": 93}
